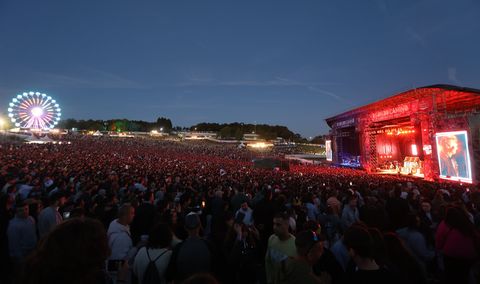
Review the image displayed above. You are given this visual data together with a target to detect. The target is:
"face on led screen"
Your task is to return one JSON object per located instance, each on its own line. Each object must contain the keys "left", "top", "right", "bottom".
{"left": 435, "top": 130, "right": 472, "bottom": 183}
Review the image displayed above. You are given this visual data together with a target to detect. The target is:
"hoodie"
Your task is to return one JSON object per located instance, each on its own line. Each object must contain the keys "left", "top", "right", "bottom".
{"left": 107, "top": 219, "right": 136, "bottom": 260}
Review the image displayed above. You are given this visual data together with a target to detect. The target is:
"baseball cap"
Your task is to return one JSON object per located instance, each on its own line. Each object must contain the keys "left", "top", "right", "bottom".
{"left": 184, "top": 212, "right": 201, "bottom": 230}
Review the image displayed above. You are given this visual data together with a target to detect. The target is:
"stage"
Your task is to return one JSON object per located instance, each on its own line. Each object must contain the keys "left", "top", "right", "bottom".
{"left": 374, "top": 169, "right": 425, "bottom": 179}
{"left": 326, "top": 85, "right": 480, "bottom": 184}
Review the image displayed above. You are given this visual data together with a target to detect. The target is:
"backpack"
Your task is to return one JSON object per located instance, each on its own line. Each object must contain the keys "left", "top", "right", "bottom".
{"left": 142, "top": 248, "right": 168, "bottom": 284}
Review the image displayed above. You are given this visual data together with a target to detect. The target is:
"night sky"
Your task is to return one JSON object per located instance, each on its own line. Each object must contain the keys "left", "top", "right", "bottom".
{"left": 1, "top": 0, "right": 479, "bottom": 136}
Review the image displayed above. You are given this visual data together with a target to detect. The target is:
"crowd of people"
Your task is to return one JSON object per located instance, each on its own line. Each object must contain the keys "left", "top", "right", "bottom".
{"left": 1, "top": 136, "right": 479, "bottom": 284}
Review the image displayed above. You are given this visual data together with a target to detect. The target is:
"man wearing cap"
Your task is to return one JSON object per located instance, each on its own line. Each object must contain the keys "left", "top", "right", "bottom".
{"left": 166, "top": 212, "right": 218, "bottom": 283}
{"left": 38, "top": 191, "right": 66, "bottom": 238}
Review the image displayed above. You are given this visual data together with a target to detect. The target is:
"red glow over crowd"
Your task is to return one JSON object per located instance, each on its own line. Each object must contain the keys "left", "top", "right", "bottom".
{"left": 1, "top": 137, "right": 479, "bottom": 284}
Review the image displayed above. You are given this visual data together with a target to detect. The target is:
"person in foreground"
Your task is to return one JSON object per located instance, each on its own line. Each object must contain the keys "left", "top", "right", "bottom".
{"left": 278, "top": 230, "right": 331, "bottom": 284}
{"left": 19, "top": 218, "right": 129, "bottom": 284}
{"left": 343, "top": 224, "right": 396, "bottom": 284}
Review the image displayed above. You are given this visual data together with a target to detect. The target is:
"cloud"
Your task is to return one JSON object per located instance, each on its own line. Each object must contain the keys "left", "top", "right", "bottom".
{"left": 32, "top": 69, "right": 147, "bottom": 90}
{"left": 448, "top": 67, "right": 462, "bottom": 85}
{"left": 175, "top": 76, "right": 347, "bottom": 104}
{"left": 307, "top": 86, "right": 351, "bottom": 104}
{"left": 146, "top": 103, "right": 220, "bottom": 110}
{"left": 405, "top": 27, "right": 427, "bottom": 47}
{"left": 176, "top": 76, "right": 339, "bottom": 88}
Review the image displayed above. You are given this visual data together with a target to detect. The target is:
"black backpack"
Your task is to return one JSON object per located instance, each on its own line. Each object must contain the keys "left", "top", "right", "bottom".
{"left": 142, "top": 248, "right": 168, "bottom": 284}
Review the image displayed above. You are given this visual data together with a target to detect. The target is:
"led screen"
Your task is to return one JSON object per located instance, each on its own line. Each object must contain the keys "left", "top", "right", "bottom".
{"left": 435, "top": 130, "right": 472, "bottom": 183}
{"left": 326, "top": 140, "right": 332, "bottom": 161}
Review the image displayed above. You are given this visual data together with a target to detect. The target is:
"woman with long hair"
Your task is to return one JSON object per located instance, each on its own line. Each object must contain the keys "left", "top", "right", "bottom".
{"left": 224, "top": 222, "right": 262, "bottom": 284}
{"left": 436, "top": 205, "right": 479, "bottom": 284}
{"left": 383, "top": 232, "right": 427, "bottom": 284}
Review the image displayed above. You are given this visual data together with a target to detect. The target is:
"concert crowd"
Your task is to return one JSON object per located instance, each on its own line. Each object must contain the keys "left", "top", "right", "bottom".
{"left": 1, "top": 137, "right": 479, "bottom": 284}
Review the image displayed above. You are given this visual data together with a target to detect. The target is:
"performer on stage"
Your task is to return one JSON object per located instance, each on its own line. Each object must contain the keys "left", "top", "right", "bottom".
{"left": 437, "top": 135, "right": 469, "bottom": 179}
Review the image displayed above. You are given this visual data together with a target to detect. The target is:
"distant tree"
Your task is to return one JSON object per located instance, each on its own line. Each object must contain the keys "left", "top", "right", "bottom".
{"left": 58, "top": 118, "right": 77, "bottom": 129}
{"left": 219, "top": 126, "right": 234, "bottom": 138}
{"left": 234, "top": 128, "right": 244, "bottom": 140}
{"left": 129, "top": 121, "right": 141, "bottom": 132}
{"left": 156, "top": 117, "right": 172, "bottom": 131}
{"left": 311, "top": 135, "right": 326, "bottom": 145}
{"left": 189, "top": 122, "right": 302, "bottom": 140}
{"left": 86, "top": 120, "right": 104, "bottom": 131}
{"left": 190, "top": 123, "right": 222, "bottom": 132}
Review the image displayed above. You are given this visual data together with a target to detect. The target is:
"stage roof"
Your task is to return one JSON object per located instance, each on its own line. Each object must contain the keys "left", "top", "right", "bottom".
{"left": 326, "top": 84, "right": 480, "bottom": 127}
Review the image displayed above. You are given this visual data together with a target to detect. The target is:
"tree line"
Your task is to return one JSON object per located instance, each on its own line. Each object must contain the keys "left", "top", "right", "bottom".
{"left": 57, "top": 117, "right": 173, "bottom": 132}
{"left": 190, "top": 122, "right": 305, "bottom": 141}
{"left": 56, "top": 118, "right": 323, "bottom": 143}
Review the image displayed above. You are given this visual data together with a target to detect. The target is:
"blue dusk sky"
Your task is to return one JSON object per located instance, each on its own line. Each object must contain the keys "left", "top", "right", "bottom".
{"left": 0, "top": 0, "right": 479, "bottom": 136}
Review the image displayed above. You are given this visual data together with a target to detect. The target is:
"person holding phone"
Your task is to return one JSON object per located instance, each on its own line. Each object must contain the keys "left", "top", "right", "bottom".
{"left": 235, "top": 202, "right": 253, "bottom": 226}
{"left": 224, "top": 223, "right": 261, "bottom": 283}
{"left": 37, "top": 191, "right": 66, "bottom": 238}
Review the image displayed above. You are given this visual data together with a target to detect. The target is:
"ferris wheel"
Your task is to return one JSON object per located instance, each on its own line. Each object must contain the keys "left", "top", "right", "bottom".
{"left": 7, "top": 91, "right": 61, "bottom": 129}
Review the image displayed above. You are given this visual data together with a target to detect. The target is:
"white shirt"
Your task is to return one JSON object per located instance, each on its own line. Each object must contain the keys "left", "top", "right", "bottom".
{"left": 133, "top": 247, "right": 171, "bottom": 284}
{"left": 107, "top": 219, "right": 136, "bottom": 260}
{"left": 38, "top": 206, "right": 62, "bottom": 238}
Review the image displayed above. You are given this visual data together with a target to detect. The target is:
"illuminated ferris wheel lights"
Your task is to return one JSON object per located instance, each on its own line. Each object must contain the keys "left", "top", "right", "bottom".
{"left": 7, "top": 91, "right": 61, "bottom": 129}
{"left": 31, "top": 107, "right": 44, "bottom": 117}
